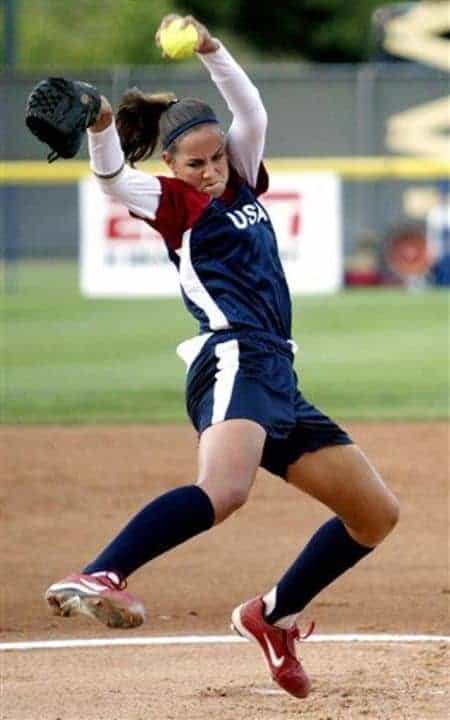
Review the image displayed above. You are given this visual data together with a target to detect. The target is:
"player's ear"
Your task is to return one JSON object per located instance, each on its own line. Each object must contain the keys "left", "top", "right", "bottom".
{"left": 162, "top": 149, "right": 174, "bottom": 170}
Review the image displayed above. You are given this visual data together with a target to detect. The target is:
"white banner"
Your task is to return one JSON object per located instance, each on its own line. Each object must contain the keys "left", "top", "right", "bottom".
{"left": 79, "top": 171, "right": 342, "bottom": 297}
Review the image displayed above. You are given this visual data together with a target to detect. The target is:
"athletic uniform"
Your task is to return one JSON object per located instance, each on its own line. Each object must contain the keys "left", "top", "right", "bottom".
{"left": 88, "top": 42, "right": 350, "bottom": 478}
{"left": 46, "top": 40, "right": 380, "bottom": 701}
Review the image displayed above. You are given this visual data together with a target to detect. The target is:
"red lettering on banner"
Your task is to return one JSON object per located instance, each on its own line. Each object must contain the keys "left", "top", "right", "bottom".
{"left": 104, "top": 199, "right": 163, "bottom": 244}
{"left": 263, "top": 191, "right": 302, "bottom": 240}
{"left": 290, "top": 212, "right": 301, "bottom": 236}
{"left": 104, "top": 193, "right": 302, "bottom": 244}
{"left": 106, "top": 215, "right": 141, "bottom": 242}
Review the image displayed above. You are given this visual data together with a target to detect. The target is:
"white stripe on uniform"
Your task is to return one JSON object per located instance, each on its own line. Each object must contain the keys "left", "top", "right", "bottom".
{"left": 212, "top": 340, "right": 239, "bottom": 424}
{"left": 178, "top": 230, "right": 230, "bottom": 331}
{"left": 176, "top": 332, "right": 212, "bottom": 372}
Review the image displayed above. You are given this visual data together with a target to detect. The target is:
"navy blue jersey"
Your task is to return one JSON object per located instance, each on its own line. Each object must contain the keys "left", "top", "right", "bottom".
{"left": 139, "top": 166, "right": 292, "bottom": 341}
{"left": 134, "top": 164, "right": 352, "bottom": 463}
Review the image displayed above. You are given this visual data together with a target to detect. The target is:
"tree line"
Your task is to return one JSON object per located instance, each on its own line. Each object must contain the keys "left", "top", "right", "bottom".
{"left": 1, "top": 0, "right": 398, "bottom": 70}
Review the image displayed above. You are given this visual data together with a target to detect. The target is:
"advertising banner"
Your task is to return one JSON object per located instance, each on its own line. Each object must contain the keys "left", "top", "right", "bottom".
{"left": 80, "top": 171, "right": 342, "bottom": 297}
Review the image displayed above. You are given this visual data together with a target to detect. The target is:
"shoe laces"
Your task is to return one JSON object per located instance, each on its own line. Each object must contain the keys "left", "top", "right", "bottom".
{"left": 91, "top": 571, "right": 127, "bottom": 591}
{"left": 286, "top": 621, "right": 315, "bottom": 657}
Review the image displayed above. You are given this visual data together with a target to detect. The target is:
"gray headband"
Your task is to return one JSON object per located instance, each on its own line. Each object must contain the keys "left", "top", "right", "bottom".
{"left": 162, "top": 115, "right": 219, "bottom": 150}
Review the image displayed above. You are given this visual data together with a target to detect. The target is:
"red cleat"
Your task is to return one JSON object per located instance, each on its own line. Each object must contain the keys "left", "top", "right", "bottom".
{"left": 231, "top": 596, "right": 314, "bottom": 698}
{"left": 45, "top": 571, "right": 145, "bottom": 629}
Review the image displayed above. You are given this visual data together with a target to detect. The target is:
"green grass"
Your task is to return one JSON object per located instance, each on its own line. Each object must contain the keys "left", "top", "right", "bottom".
{"left": 2, "top": 262, "right": 448, "bottom": 423}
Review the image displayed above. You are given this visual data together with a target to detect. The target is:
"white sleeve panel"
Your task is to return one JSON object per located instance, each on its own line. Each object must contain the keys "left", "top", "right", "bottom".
{"left": 87, "top": 122, "right": 162, "bottom": 220}
{"left": 87, "top": 121, "right": 125, "bottom": 176}
{"left": 95, "top": 165, "right": 162, "bottom": 221}
{"left": 198, "top": 44, "right": 267, "bottom": 188}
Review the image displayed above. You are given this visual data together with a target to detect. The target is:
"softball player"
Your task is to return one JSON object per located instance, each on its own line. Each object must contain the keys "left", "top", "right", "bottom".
{"left": 46, "top": 15, "right": 399, "bottom": 699}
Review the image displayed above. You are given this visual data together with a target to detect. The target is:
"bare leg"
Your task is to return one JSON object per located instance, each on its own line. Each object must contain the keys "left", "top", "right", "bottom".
{"left": 46, "top": 418, "right": 266, "bottom": 629}
{"left": 287, "top": 444, "right": 399, "bottom": 546}
{"left": 197, "top": 418, "right": 267, "bottom": 524}
{"left": 263, "top": 443, "right": 399, "bottom": 626}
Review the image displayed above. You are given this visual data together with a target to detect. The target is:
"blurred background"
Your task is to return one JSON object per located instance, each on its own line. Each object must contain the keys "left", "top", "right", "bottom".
{"left": 2, "top": 0, "right": 450, "bottom": 285}
{"left": 1, "top": 0, "right": 449, "bottom": 424}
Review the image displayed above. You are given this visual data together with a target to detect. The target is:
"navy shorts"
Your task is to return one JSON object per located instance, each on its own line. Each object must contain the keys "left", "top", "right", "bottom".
{"left": 177, "top": 329, "right": 352, "bottom": 479}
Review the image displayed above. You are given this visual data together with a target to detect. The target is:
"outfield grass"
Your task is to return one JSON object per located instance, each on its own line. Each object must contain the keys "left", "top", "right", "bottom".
{"left": 2, "top": 262, "right": 448, "bottom": 423}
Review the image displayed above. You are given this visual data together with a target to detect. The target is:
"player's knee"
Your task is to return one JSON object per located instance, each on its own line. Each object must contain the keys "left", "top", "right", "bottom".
{"left": 219, "top": 485, "right": 250, "bottom": 521}
{"left": 382, "top": 492, "right": 400, "bottom": 537}
{"left": 200, "top": 482, "right": 250, "bottom": 524}
{"left": 361, "top": 492, "right": 400, "bottom": 547}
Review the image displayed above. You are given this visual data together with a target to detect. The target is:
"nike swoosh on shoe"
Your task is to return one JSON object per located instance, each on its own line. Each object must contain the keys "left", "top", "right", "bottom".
{"left": 263, "top": 633, "right": 285, "bottom": 668}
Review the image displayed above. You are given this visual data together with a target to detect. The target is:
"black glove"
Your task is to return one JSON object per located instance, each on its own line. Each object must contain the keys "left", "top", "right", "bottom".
{"left": 25, "top": 77, "right": 101, "bottom": 163}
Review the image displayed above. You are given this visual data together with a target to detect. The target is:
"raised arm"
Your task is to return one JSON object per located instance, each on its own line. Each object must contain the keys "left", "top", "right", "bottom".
{"left": 87, "top": 97, "right": 162, "bottom": 220}
{"left": 88, "top": 16, "right": 268, "bottom": 216}
{"left": 156, "top": 14, "right": 268, "bottom": 188}
{"left": 198, "top": 42, "right": 268, "bottom": 188}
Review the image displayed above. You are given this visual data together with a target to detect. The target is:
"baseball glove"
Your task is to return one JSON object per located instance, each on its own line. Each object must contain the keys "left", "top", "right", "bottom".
{"left": 25, "top": 77, "right": 101, "bottom": 162}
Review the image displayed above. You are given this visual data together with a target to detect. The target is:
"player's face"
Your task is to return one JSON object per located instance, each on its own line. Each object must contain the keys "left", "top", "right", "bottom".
{"left": 163, "top": 125, "right": 229, "bottom": 198}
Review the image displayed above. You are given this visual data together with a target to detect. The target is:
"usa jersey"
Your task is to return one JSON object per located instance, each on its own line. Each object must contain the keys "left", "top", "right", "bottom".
{"left": 131, "top": 163, "right": 352, "bottom": 469}
{"left": 137, "top": 166, "right": 292, "bottom": 341}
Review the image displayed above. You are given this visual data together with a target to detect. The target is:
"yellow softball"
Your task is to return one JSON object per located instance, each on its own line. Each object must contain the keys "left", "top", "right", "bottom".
{"left": 160, "top": 19, "right": 199, "bottom": 61}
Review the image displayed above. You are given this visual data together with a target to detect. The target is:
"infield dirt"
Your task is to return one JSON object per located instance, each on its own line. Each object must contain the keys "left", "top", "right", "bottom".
{"left": 1, "top": 422, "right": 448, "bottom": 719}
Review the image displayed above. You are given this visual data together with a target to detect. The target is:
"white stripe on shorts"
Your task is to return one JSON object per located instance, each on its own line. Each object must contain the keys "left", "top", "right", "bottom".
{"left": 212, "top": 340, "right": 239, "bottom": 424}
{"left": 176, "top": 333, "right": 212, "bottom": 372}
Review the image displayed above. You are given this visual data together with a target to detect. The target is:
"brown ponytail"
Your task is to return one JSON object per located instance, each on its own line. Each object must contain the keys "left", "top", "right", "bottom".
{"left": 116, "top": 89, "right": 219, "bottom": 166}
{"left": 115, "top": 89, "right": 177, "bottom": 166}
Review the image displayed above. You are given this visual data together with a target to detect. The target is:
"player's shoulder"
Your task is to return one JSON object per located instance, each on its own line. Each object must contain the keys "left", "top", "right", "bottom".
{"left": 153, "top": 176, "right": 211, "bottom": 249}
{"left": 228, "top": 162, "right": 269, "bottom": 198}
{"left": 254, "top": 162, "right": 269, "bottom": 197}
{"left": 149, "top": 164, "right": 269, "bottom": 249}
{"left": 156, "top": 175, "right": 211, "bottom": 205}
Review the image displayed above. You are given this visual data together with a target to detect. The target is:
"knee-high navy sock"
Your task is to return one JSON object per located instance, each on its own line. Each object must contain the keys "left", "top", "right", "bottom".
{"left": 83, "top": 485, "right": 215, "bottom": 579}
{"left": 264, "top": 516, "right": 373, "bottom": 626}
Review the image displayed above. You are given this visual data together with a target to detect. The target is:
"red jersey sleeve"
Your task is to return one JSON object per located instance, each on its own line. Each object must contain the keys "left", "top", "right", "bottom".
{"left": 129, "top": 166, "right": 266, "bottom": 246}
{"left": 140, "top": 177, "right": 211, "bottom": 251}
